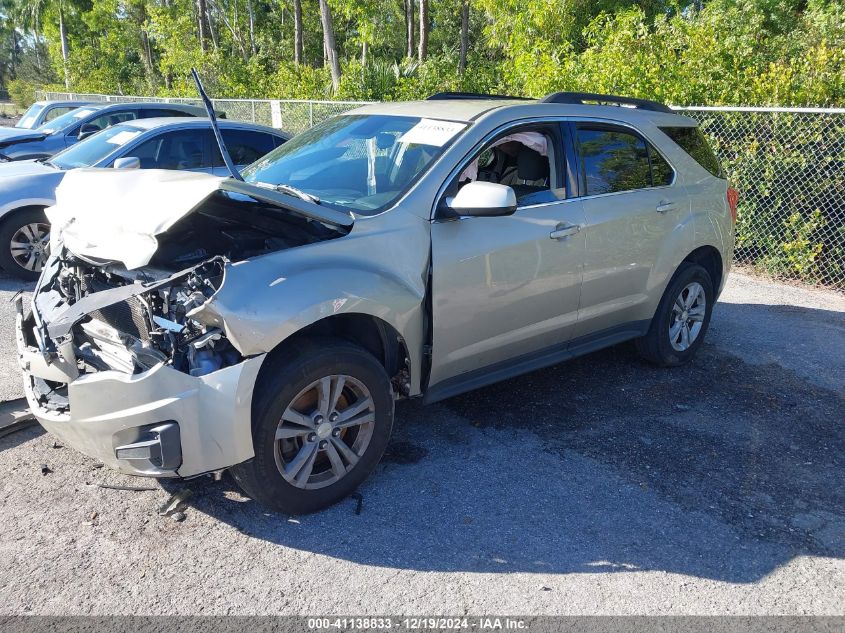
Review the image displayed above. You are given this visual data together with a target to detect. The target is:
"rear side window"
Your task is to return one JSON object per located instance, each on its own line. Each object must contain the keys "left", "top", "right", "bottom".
{"left": 140, "top": 108, "right": 196, "bottom": 118}
{"left": 43, "top": 106, "right": 76, "bottom": 123}
{"left": 650, "top": 146, "right": 674, "bottom": 186}
{"left": 660, "top": 126, "right": 724, "bottom": 178}
{"left": 77, "top": 110, "right": 137, "bottom": 136}
{"left": 576, "top": 126, "right": 651, "bottom": 195}
{"left": 576, "top": 125, "right": 677, "bottom": 195}
{"left": 214, "top": 129, "right": 279, "bottom": 166}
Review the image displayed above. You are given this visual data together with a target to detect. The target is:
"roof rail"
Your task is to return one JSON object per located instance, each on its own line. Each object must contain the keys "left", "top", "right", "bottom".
{"left": 427, "top": 91, "right": 532, "bottom": 101}
{"left": 539, "top": 92, "right": 674, "bottom": 113}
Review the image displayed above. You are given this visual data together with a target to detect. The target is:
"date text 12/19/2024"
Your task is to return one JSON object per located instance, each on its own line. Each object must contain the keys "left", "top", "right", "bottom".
{"left": 308, "top": 617, "right": 528, "bottom": 630}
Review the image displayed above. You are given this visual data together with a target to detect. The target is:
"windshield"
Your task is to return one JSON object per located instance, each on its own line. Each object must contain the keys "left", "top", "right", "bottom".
{"left": 40, "top": 107, "right": 99, "bottom": 134}
{"left": 16, "top": 104, "right": 45, "bottom": 129}
{"left": 242, "top": 114, "right": 466, "bottom": 215}
{"left": 49, "top": 124, "right": 143, "bottom": 170}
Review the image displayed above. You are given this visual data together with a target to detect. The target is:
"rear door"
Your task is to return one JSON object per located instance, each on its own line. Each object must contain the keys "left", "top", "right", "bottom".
{"left": 210, "top": 128, "right": 283, "bottom": 176}
{"left": 572, "top": 122, "right": 688, "bottom": 338}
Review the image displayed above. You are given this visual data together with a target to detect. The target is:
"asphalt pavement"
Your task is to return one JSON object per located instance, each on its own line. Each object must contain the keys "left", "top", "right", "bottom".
{"left": 0, "top": 269, "right": 842, "bottom": 615}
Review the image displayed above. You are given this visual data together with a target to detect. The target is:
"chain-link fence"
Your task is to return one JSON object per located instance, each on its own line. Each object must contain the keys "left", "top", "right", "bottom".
{"left": 36, "top": 93, "right": 845, "bottom": 291}
{"left": 37, "top": 91, "right": 368, "bottom": 134}
{"left": 676, "top": 106, "right": 845, "bottom": 291}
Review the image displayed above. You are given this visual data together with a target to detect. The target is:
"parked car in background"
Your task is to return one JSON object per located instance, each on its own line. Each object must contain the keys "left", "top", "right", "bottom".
{"left": 15, "top": 100, "right": 94, "bottom": 130}
{"left": 17, "top": 92, "right": 736, "bottom": 514}
{"left": 0, "top": 102, "right": 212, "bottom": 162}
{"left": 0, "top": 117, "right": 287, "bottom": 279}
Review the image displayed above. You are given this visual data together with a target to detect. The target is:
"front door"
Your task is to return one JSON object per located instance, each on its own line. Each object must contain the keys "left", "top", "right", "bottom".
{"left": 428, "top": 123, "right": 585, "bottom": 394}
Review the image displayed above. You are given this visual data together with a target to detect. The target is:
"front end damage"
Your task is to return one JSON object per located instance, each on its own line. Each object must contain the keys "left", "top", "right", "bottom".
{"left": 16, "top": 169, "right": 352, "bottom": 477}
{"left": 17, "top": 252, "right": 265, "bottom": 477}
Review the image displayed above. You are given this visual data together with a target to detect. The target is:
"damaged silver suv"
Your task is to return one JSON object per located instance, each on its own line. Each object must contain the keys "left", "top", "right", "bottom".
{"left": 17, "top": 92, "right": 736, "bottom": 514}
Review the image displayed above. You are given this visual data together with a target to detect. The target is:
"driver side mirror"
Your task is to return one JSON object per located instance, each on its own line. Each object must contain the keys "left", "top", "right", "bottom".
{"left": 113, "top": 156, "right": 140, "bottom": 169}
{"left": 448, "top": 181, "right": 517, "bottom": 217}
{"left": 77, "top": 124, "right": 100, "bottom": 141}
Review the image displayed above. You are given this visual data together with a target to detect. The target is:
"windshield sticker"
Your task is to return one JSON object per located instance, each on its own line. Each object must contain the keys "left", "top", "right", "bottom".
{"left": 73, "top": 109, "right": 97, "bottom": 118}
{"left": 105, "top": 130, "right": 141, "bottom": 145}
{"left": 398, "top": 119, "right": 466, "bottom": 147}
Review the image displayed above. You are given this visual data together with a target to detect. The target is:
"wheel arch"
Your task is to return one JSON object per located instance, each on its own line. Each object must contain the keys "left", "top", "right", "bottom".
{"left": 681, "top": 245, "right": 724, "bottom": 296}
{"left": 0, "top": 201, "right": 52, "bottom": 225}
{"left": 257, "top": 313, "right": 411, "bottom": 397}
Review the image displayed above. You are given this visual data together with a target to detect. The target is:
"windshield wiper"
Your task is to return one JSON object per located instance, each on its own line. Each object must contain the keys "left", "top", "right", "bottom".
{"left": 255, "top": 181, "right": 321, "bottom": 205}
{"left": 36, "top": 157, "right": 58, "bottom": 169}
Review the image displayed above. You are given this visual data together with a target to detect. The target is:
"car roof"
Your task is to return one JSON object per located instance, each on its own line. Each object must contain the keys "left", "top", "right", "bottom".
{"left": 34, "top": 100, "right": 94, "bottom": 107}
{"left": 71, "top": 102, "right": 206, "bottom": 114}
{"left": 351, "top": 99, "right": 524, "bottom": 122}
{"left": 349, "top": 98, "right": 697, "bottom": 127}
{"left": 123, "top": 117, "right": 287, "bottom": 136}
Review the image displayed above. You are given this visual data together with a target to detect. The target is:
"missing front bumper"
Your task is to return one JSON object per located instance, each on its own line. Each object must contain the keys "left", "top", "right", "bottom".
{"left": 16, "top": 303, "right": 266, "bottom": 478}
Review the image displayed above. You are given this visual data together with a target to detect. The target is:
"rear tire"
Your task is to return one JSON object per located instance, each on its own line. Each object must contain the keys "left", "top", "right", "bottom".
{"left": 0, "top": 208, "right": 50, "bottom": 281}
{"left": 231, "top": 336, "right": 394, "bottom": 514}
{"left": 636, "top": 262, "right": 714, "bottom": 367}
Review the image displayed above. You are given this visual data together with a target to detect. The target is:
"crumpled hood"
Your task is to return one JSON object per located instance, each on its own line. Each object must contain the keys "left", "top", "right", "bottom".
{"left": 48, "top": 169, "right": 224, "bottom": 269}
{"left": 0, "top": 127, "right": 46, "bottom": 146}
{"left": 47, "top": 168, "right": 354, "bottom": 270}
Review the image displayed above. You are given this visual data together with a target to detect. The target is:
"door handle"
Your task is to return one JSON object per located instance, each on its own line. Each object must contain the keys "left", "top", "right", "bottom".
{"left": 656, "top": 200, "right": 676, "bottom": 214}
{"left": 550, "top": 223, "right": 581, "bottom": 240}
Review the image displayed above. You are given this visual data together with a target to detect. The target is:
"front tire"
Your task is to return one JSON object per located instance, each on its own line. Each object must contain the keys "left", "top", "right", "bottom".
{"left": 636, "top": 262, "right": 714, "bottom": 367}
{"left": 231, "top": 337, "right": 394, "bottom": 514}
{"left": 0, "top": 208, "right": 50, "bottom": 281}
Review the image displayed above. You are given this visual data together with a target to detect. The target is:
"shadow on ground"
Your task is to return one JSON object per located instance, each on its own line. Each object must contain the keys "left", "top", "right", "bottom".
{"left": 159, "top": 302, "right": 844, "bottom": 584}
{"left": 3, "top": 276, "right": 840, "bottom": 583}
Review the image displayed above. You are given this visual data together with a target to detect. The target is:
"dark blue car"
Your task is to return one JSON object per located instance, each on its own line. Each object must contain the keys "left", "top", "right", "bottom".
{"left": 0, "top": 102, "right": 210, "bottom": 162}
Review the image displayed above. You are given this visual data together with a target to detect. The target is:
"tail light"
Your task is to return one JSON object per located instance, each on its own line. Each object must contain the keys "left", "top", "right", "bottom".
{"left": 727, "top": 186, "right": 739, "bottom": 223}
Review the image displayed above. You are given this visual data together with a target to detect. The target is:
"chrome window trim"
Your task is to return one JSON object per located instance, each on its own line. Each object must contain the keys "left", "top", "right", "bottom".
{"left": 430, "top": 115, "right": 679, "bottom": 221}
{"left": 574, "top": 183, "right": 676, "bottom": 203}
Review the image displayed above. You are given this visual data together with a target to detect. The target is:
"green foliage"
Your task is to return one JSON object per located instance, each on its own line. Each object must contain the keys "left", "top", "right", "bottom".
{"left": 482, "top": 0, "right": 845, "bottom": 106}
{"left": 2, "top": 0, "right": 843, "bottom": 287}
{"left": 0, "top": 0, "right": 840, "bottom": 106}
{"left": 7, "top": 77, "right": 37, "bottom": 106}
{"left": 699, "top": 109, "right": 845, "bottom": 287}
{"left": 777, "top": 211, "right": 826, "bottom": 280}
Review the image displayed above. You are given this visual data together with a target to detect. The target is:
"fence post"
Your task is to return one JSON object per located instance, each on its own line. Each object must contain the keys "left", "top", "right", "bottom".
{"left": 309, "top": 102, "right": 313, "bottom": 128}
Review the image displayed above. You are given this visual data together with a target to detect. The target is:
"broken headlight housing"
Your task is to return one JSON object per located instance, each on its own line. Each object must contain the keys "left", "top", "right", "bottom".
{"left": 51, "top": 253, "right": 241, "bottom": 377}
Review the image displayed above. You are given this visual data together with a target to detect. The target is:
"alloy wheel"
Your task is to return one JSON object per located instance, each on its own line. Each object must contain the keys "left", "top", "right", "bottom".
{"left": 669, "top": 281, "right": 706, "bottom": 352}
{"left": 9, "top": 222, "right": 50, "bottom": 274}
{"left": 273, "top": 374, "right": 375, "bottom": 490}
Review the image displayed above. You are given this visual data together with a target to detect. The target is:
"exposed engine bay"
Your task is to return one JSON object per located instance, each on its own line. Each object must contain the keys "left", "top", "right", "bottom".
{"left": 150, "top": 190, "right": 341, "bottom": 269}
{"left": 26, "top": 188, "right": 348, "bottom": 414}
{"left": 46, "top": 255, "right": 234, "bottom": 378}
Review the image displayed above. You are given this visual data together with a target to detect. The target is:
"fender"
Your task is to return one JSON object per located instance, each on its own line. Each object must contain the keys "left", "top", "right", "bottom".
{"left": 688, "top": 176, "right": 733, "bottom": 294}
{"left": 191, "top": 211, "right": 432, "bottom": 396}
{"left": 639, "top": 198, "right": 696, "bottom": 320}
{"left": 0, "top": 197, "right": 57, "bottom": 222}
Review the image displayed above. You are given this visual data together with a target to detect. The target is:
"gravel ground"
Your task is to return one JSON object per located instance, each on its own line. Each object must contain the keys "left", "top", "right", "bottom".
{"left": 0, "top": 270, "right": 842, "bottom": 615}
{"left": 0, "top": 273, "right": 34, "bottom": 401}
